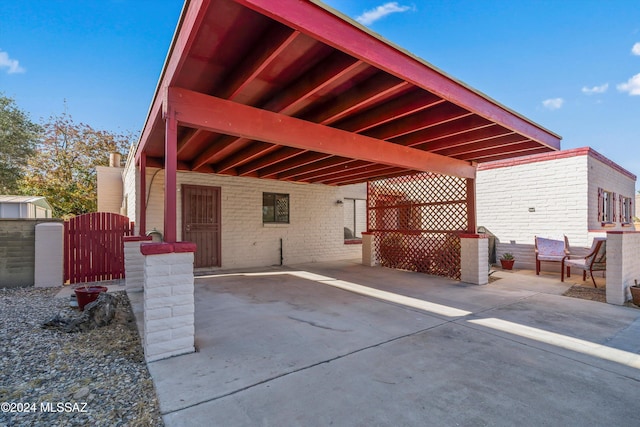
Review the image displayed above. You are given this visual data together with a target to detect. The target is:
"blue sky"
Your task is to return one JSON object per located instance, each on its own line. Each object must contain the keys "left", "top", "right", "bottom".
{"left": 2, "top": 1, "right": 639, "bottom": 189}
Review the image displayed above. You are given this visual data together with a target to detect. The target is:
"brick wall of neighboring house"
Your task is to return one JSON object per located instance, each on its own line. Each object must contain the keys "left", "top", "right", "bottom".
{"left": 138, "top": 169, "right": 364, "bottom": 270}
{"left": 0, "top": 219, "right": 63, "bottom": 288}
{"left": 477, "top": 147, "right": 636, "bottom": 270}
{"left": 96, "top": 166, "right": 124, "bottom": 214}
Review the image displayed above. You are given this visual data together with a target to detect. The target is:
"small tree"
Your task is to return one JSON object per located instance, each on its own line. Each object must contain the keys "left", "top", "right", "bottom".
{"left": 0, "top": 94, "right": 40, "bottom": 193}
{"left": 19, "top": 113, "right": 133, "bottom": 217}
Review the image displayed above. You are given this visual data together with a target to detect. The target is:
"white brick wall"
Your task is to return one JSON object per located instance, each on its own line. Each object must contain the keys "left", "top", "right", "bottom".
{"left": 460, "top": 236, "right": 488, "bottom": 285}
{"left": 143, "top": 250, "right": 195, "bottom": 362}
{"left": 124, "top": 240, "right": 145, "bottom": 291}
{"left": 605, "top": 232, "right": 640, "bottom": 305}
{"left": 139, "top": 169, "right": 363, "bottom": 269}
{"left": 478, "top": 149, "right": 636, "bottom": 270}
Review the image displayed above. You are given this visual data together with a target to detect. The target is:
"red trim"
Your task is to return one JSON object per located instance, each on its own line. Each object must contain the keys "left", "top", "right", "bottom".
{"left": 124, "top": 236, "right": 153, "bottom": 243}
{"left": 478, "top": 146, "right": 636, "bottom": 180}
{"left": 141, "top": 241, "right": 197, "bottom": 255}
{"left": 344, "top": 239, "right": 363, "bottom": 245}
{"left": 459, "top": 234, "right": 487, "bottom": 239}
{"left": 174, "top": 242, "right": 198, "bottom": 253}
{"left": 141, "top": 242, "right": 175, "bottom": 255}
{"left": 607, "top": 230, "right": 640, "bottom": 234}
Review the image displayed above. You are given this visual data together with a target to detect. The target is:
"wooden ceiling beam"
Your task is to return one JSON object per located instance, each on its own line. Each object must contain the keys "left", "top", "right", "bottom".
{"left": 167, "top": 87, "right": 476, "bottom": 178}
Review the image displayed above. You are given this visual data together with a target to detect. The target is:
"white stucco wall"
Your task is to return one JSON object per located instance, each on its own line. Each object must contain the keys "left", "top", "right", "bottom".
{"left": 477, "top": 148, "right": 636, "bottom": 270}
{"left": 96, "top": 166, "right": 124, "bottom": 214}
{"left": 139, "top": 168, "right": 363, "bottom": 269}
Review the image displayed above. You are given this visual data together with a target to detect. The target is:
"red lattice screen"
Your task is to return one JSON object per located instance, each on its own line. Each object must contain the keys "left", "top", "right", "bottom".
{"left": 368, "top": 172, "right": 471, "bottom": 280}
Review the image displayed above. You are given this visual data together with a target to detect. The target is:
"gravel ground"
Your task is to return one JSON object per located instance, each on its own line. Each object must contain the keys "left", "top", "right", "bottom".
{"left": 0, "top": 287, "right": 163, "bottom": 427}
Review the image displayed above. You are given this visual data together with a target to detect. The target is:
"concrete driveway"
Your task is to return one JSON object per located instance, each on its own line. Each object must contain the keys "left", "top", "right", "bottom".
{"left": 145, "top": 260, "right": 640, "bottom": 426}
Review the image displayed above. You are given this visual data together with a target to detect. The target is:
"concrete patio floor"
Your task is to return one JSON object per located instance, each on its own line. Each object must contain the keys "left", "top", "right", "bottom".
{"left": 131, "top": 260, "right": 640, "bottom": 426}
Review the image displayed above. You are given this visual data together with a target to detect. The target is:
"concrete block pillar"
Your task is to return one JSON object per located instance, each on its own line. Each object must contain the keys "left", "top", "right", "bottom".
{"left": 361, "top": 232, "right": 376, "bottom": 267}
{"left": 460, "top": 234, "right": 489, "bottom": 285}
{"left": 141, "top": 242, "right": 196, "bottom": 362}
{"left": 34, "top": 222, "right": 64, "bottom": 287}
{"left": 124, "top": 236, "right": 152, "bottom": 292}
{"left": 606, "top": 231, "right": 640, "bottom": 305}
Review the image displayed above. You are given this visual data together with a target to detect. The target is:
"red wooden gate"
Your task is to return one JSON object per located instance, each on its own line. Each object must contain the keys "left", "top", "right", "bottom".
{"left": 64, "top": 212, "right": 134, "bottom": 284}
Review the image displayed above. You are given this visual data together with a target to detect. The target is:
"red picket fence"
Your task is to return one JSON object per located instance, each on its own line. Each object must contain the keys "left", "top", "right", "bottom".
{"left": 64, "top": 212, "right": 134, "bottom": 284}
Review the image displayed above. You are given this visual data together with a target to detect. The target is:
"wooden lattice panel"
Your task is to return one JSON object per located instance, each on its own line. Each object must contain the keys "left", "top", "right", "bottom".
{"left": 368, "top": 172, "right": 468, "bottom": 280}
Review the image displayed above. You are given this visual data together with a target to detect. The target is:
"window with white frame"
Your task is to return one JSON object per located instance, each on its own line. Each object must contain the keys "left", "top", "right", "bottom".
{"left": 620, "top": 195, "right": 633, "bottom": 224}
{"left": 598, "top": 188, "right": 615, "bottom": 224}
{"left": 343, "top": 198, "right": 366, "bottom": 241}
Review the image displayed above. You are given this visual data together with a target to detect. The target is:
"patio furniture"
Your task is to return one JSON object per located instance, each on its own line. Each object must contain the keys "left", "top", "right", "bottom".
{"left": 535, "top": 236, "right": 570, "bottom": 279}
{"left": 564, "top": 238, "right": 606, "bottom": 288}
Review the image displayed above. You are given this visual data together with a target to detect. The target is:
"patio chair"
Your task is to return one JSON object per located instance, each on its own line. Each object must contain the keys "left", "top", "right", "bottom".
{"left": 564, "top": 238, "right": 606, "bottom": 288}
{"left": 535, "top": 236, "right": 570, "bottom": 279}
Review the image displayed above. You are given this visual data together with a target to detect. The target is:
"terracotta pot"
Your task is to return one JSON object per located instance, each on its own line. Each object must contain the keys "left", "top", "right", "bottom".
{"left": 500, "top": 259, "right": 515, "bottom": 270}
{"left": 74, "top": 286, "right": 108, "bottom": 311}
{"left": 630, "top": 286, "right": 640, "bottom": 306}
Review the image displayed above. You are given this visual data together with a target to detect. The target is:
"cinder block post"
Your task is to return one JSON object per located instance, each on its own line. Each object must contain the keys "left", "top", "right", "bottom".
{"left": 141, "top": 242, "right": 196, "bottom": 362}
{"left": 361, "top": 232, "right": 377, "bottom": 267}
{"left": 34, "top": 222, "right": 64, "bottom": 287}
{"left": 460, "top": 234, "right": 489, "bottom": 285}
{"left": 124, "top": 236, "right": 152, "bottom": 292}
{"left": 606, "top": 231, "right": 640, "bottom": 305}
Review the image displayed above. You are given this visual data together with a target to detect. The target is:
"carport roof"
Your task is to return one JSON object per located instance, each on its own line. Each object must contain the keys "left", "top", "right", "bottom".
{"left": 136, "top": 0, "right": 561, "bottom": 184}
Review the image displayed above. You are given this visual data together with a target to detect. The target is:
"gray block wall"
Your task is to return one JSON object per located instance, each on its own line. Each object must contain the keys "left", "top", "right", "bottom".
{"left": 0, "top": 219, "right": 63, "bottom": 288}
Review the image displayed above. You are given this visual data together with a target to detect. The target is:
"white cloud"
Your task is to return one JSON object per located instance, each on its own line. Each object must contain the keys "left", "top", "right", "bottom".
{"left": 617, "top": 73, "right": 640, "bottom": 95}
{"left": 0, "top": 50, "right": 25, "bottom": 74}
{"left": 632, "top": 42, "right": 640, "bottom": 56}
{"left": 356, "top": 2, "right": 414, "bottom": 26}
{"left": 542, "top": 98, "right": 564, "bottom": 110}
{"left": 581, "top": 83, "right": 608, "bottom": 95}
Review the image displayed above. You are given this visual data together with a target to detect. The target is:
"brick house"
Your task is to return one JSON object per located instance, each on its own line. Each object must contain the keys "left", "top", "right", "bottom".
{"left": 476, "top": 147, "right": 637, "bottom": 271}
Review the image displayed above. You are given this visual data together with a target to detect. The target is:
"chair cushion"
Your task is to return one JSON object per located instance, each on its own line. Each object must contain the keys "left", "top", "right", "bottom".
{"left": 538, "top": 255, "right": 566, "bottom": 262}
{"left": 565, "top": 259, "right": 587, "bottom": 269}
{"left": 536, "top": 237, "right": 566, "bottom": 258}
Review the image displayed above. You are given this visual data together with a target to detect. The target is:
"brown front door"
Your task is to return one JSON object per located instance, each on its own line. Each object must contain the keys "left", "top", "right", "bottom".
{"left": 182, "top": 185, "right": 221, "bottom": 268}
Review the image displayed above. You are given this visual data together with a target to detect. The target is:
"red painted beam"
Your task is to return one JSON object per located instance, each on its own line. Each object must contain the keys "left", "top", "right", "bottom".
{"left": 237, "top": 146, "right": 304, "bottom": 176}
{"left": 335, "top": 89, "right": 444, "bottom": 133}
{"left": 314, "top": 165, "right": 402, "bottom": 185}
{"left": 303, "top": 73, "right": 411, "bottom": 125}
{"left": 433, "top": 134, "right": 527, "bottom": 157}
{"left": 261, "top": 52, "right": 363, "bottom": 115}
{"left": 167, "top": 87, "right": 476, "bottom": 178}
{"left": 412, "top": 124, "right": 508, "bottom": 151}
{"left": 164, "top": 106, "right": 178, "bottom": 243}
{"left": 191, "top": 135, "right": 250, "bottom": 170}
{"left": 177, "top": 128, "right": 213, "bottom": 157}
{"left": 275, "top": 156, "right": 353, "bottom": 179}
{"left": 221, "top": 26, "right": 300, "bottom": 100}
{"left": 257, "top": 152, "right": 331, "bottom": 178}
{"left": 215, "top": 142, "right": 279, "bottom": 173}
{"left": 364, "top": 103, "right": 472, "bottom": 141}
{"left": 294, "top": 160, "right": 374, "bottom": 181}
{"left": 392, "top": 115, "right": 494, "bottom": 148}
{"left": 234, "top": 0, "right": 561, "bottom": 150}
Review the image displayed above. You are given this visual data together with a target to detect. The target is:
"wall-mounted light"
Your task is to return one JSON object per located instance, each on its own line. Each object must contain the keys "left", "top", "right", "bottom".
{"left": 528, "top": 207, "right": 535, "bottom": 212}
{"left": 336, "top": 200, "right": 344, "bottom": 205}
